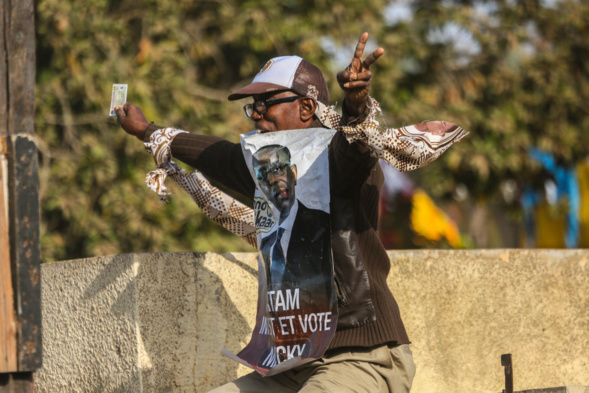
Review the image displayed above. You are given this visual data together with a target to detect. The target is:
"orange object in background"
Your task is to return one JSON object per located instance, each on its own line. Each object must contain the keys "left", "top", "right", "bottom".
{"left": 410, "top": 189, "right": 463, "bottom": 248}
{"left": 378, "top": 161, "right": 462, "bottom": 249}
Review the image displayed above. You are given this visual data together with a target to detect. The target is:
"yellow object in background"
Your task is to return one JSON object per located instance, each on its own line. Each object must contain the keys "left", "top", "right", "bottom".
{"left": 411, "top": 189, "right": 463, "bottom": 248}
{"left": 534, "top": 202, "right": 566, "bottom": 248}
{"left": 577, "top": 162, "right": 589, "bottom": 247}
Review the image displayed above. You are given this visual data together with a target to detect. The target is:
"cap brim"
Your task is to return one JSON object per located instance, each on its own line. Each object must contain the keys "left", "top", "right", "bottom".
{"left": 227, "top": 82, "right": 290, "bottom": 101}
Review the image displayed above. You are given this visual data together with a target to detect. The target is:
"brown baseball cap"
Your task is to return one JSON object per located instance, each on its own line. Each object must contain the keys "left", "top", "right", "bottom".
{"left": 228, "top": 56, "right": 330, "bottom": 105}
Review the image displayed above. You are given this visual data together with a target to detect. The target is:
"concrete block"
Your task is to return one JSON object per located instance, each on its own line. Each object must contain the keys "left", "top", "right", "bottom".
{"left": 134, "top": 252, "right": 258, "bottom": 392}
{"left": 37, "top": 254, "right": 142, "bottom": 393}
{"left": 388, "top": 250, "right": 589, "bottom": 393}
{"left": 36, "top": 250, "right": 589, "bottom": 393}
{"left": 37, "top": 252, "right": 260, "bottom": 393}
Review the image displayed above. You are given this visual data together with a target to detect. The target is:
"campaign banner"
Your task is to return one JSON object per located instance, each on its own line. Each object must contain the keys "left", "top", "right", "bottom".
{"left": 223, "top": 128, "right": 337, "bottom": 376}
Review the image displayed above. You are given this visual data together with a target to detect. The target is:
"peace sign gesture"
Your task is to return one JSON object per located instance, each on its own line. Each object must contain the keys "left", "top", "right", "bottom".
{"left": 337, "top": 32, "right": 384, "bottom": 117}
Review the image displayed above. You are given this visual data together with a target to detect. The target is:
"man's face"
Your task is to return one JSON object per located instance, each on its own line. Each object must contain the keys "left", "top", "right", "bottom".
{"left": 249, "top": 91, "right": 305, "bottom": 133}
{"left": 253, "top": 147, "right": 297, "bottom": 212}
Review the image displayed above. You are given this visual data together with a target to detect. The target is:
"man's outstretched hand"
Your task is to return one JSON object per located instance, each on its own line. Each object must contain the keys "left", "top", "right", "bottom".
{"left": 337, "top": 32, "right": 384, "bottom": 118}
{"left": 115, "top": 103, "right": 150, "bottom": 140}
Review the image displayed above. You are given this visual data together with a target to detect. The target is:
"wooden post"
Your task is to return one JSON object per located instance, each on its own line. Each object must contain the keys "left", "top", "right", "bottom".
{"left": 0, "top": 0, "right": 41, "bottom": 390}
{"left": 0, "top": 374, "right": 33, "bottom": 393}
{"left": 1, "top": 139, "right": 17, "bottom": 373}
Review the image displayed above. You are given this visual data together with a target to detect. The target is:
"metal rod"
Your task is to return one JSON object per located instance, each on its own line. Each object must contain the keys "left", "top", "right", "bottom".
{"left": 501, "top": 353, "right": 513, "bottom": 393}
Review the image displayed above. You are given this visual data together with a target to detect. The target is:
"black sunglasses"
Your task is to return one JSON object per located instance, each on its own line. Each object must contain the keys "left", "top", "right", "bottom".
{"left": 255, "top": 161, "right": 291, "bottom": 182}
{"left": 243, "top": 95, "right": 302, "bottom": 118}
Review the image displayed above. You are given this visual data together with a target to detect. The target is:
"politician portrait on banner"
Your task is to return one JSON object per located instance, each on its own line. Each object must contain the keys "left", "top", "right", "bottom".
{"left": 222, "top": 127, "right": 338, "bottom": 376}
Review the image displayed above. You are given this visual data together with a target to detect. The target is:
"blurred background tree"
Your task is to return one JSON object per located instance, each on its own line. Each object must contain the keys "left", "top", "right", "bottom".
{"left": 375, "top": 0, "right": 589, "bottom": 248}
{"left": 34, "top": 0, "right": 589, "bottom": 261}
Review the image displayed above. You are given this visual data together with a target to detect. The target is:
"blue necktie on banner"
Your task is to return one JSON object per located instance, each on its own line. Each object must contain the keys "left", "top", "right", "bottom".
{"left": 271, "top": 227, "right": 286, "bottom": 285}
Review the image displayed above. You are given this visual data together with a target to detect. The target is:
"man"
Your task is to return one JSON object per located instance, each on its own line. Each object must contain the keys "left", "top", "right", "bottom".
{"left": 252, "top": 145, "right": 299, "bottom": 220}
{"left": 117, "top": 33, "right": 422, "bottom": 392}
{"left": 252, "top": 143, "right": 332, "bottom": 293}
{"left": 253, "top": 144, "right": 332, "bottom": 287}
{"left": 252, "top": 144, "right": 333, "bottom": 365}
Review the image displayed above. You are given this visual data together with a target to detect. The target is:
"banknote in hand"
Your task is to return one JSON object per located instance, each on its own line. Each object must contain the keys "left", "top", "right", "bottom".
{"left": 109, "top": 84, "right": 128, "bottom": 116}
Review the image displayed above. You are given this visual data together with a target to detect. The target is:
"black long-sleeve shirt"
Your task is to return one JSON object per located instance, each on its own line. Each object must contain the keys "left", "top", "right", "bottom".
{"left": 145, "top": 124, "right": 410, "bottom": 349}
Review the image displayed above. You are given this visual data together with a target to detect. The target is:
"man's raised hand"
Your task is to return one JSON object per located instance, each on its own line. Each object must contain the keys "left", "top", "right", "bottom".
{"left": 115, "top": 102, "right": 150, "bottom": 140}
{"left": 337, "top": 32, "right": 384, "bottom": 117}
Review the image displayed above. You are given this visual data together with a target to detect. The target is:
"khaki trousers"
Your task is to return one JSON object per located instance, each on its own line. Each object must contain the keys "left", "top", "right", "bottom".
{"left": 208, "top": 344, "right": 416, "bottom": 393}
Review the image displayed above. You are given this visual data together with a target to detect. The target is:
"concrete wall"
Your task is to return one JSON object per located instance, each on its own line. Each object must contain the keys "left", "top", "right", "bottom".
{"left": 36, "top": 250, "right": 589, "bottom": 393}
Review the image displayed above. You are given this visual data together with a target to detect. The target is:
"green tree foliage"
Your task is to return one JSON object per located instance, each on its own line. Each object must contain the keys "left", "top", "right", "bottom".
{"left": 374, "top": 0, "right": 589, "bottom": 201}
{"left": 35, "top": 0, "right": 589, "bottom": 260}
{"left": 35, "top": 0, "right": 388, "bottom": 261}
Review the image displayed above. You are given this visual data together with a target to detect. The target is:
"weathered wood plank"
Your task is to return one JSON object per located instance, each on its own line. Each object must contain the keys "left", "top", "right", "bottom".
{"left": 1, "top": 0, "right": 41, "bottom": 374}
{"left": 6, "top": 136, "right": 42, "bottom": 371}
{"left": 0, "top": 372, "right": 34, "bottom": 393}
{"left": 6, "top": 0, "right": 35, "bottom": 137}
{"left": 0, "top": 143, "right": 18, "bottom": 372}
{"left": 0, "top": 0, "right": 18, "bottom": 374}
{"left": 0, "top": 0, "right": 7, "bottom": 137}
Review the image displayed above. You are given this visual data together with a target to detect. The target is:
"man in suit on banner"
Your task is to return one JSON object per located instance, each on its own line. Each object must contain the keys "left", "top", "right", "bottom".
{"left": 252, "top": 144, "right": 332, "bottom": 298}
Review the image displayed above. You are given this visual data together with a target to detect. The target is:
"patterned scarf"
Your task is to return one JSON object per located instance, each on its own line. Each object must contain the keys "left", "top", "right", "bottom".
{"left": 144, "top": 97, "right": 468, "bottom": 247}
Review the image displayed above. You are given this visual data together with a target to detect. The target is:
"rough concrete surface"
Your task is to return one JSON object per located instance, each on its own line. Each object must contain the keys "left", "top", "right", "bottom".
{"left": 388, "top": 250, "right": 589, "bottom": 393}
{"left": 37, "top": 250, "right": 589, "bottom": 393}
{"left": 135, "top": 252, "right": 258, "bottom": 392}
{"left": 37, "top": 254, "right": 142, "bottom": 393}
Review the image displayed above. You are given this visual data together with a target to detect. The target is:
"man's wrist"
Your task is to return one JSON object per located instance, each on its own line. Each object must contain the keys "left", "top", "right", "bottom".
{"left": 341, "top": 97, "right": 370, "bottom": 126}
{"left": 342, "top": 96, "right": 367, "bottom": 117}
{"left": 143, "top": 122, "right": 163, "bottom": 142}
